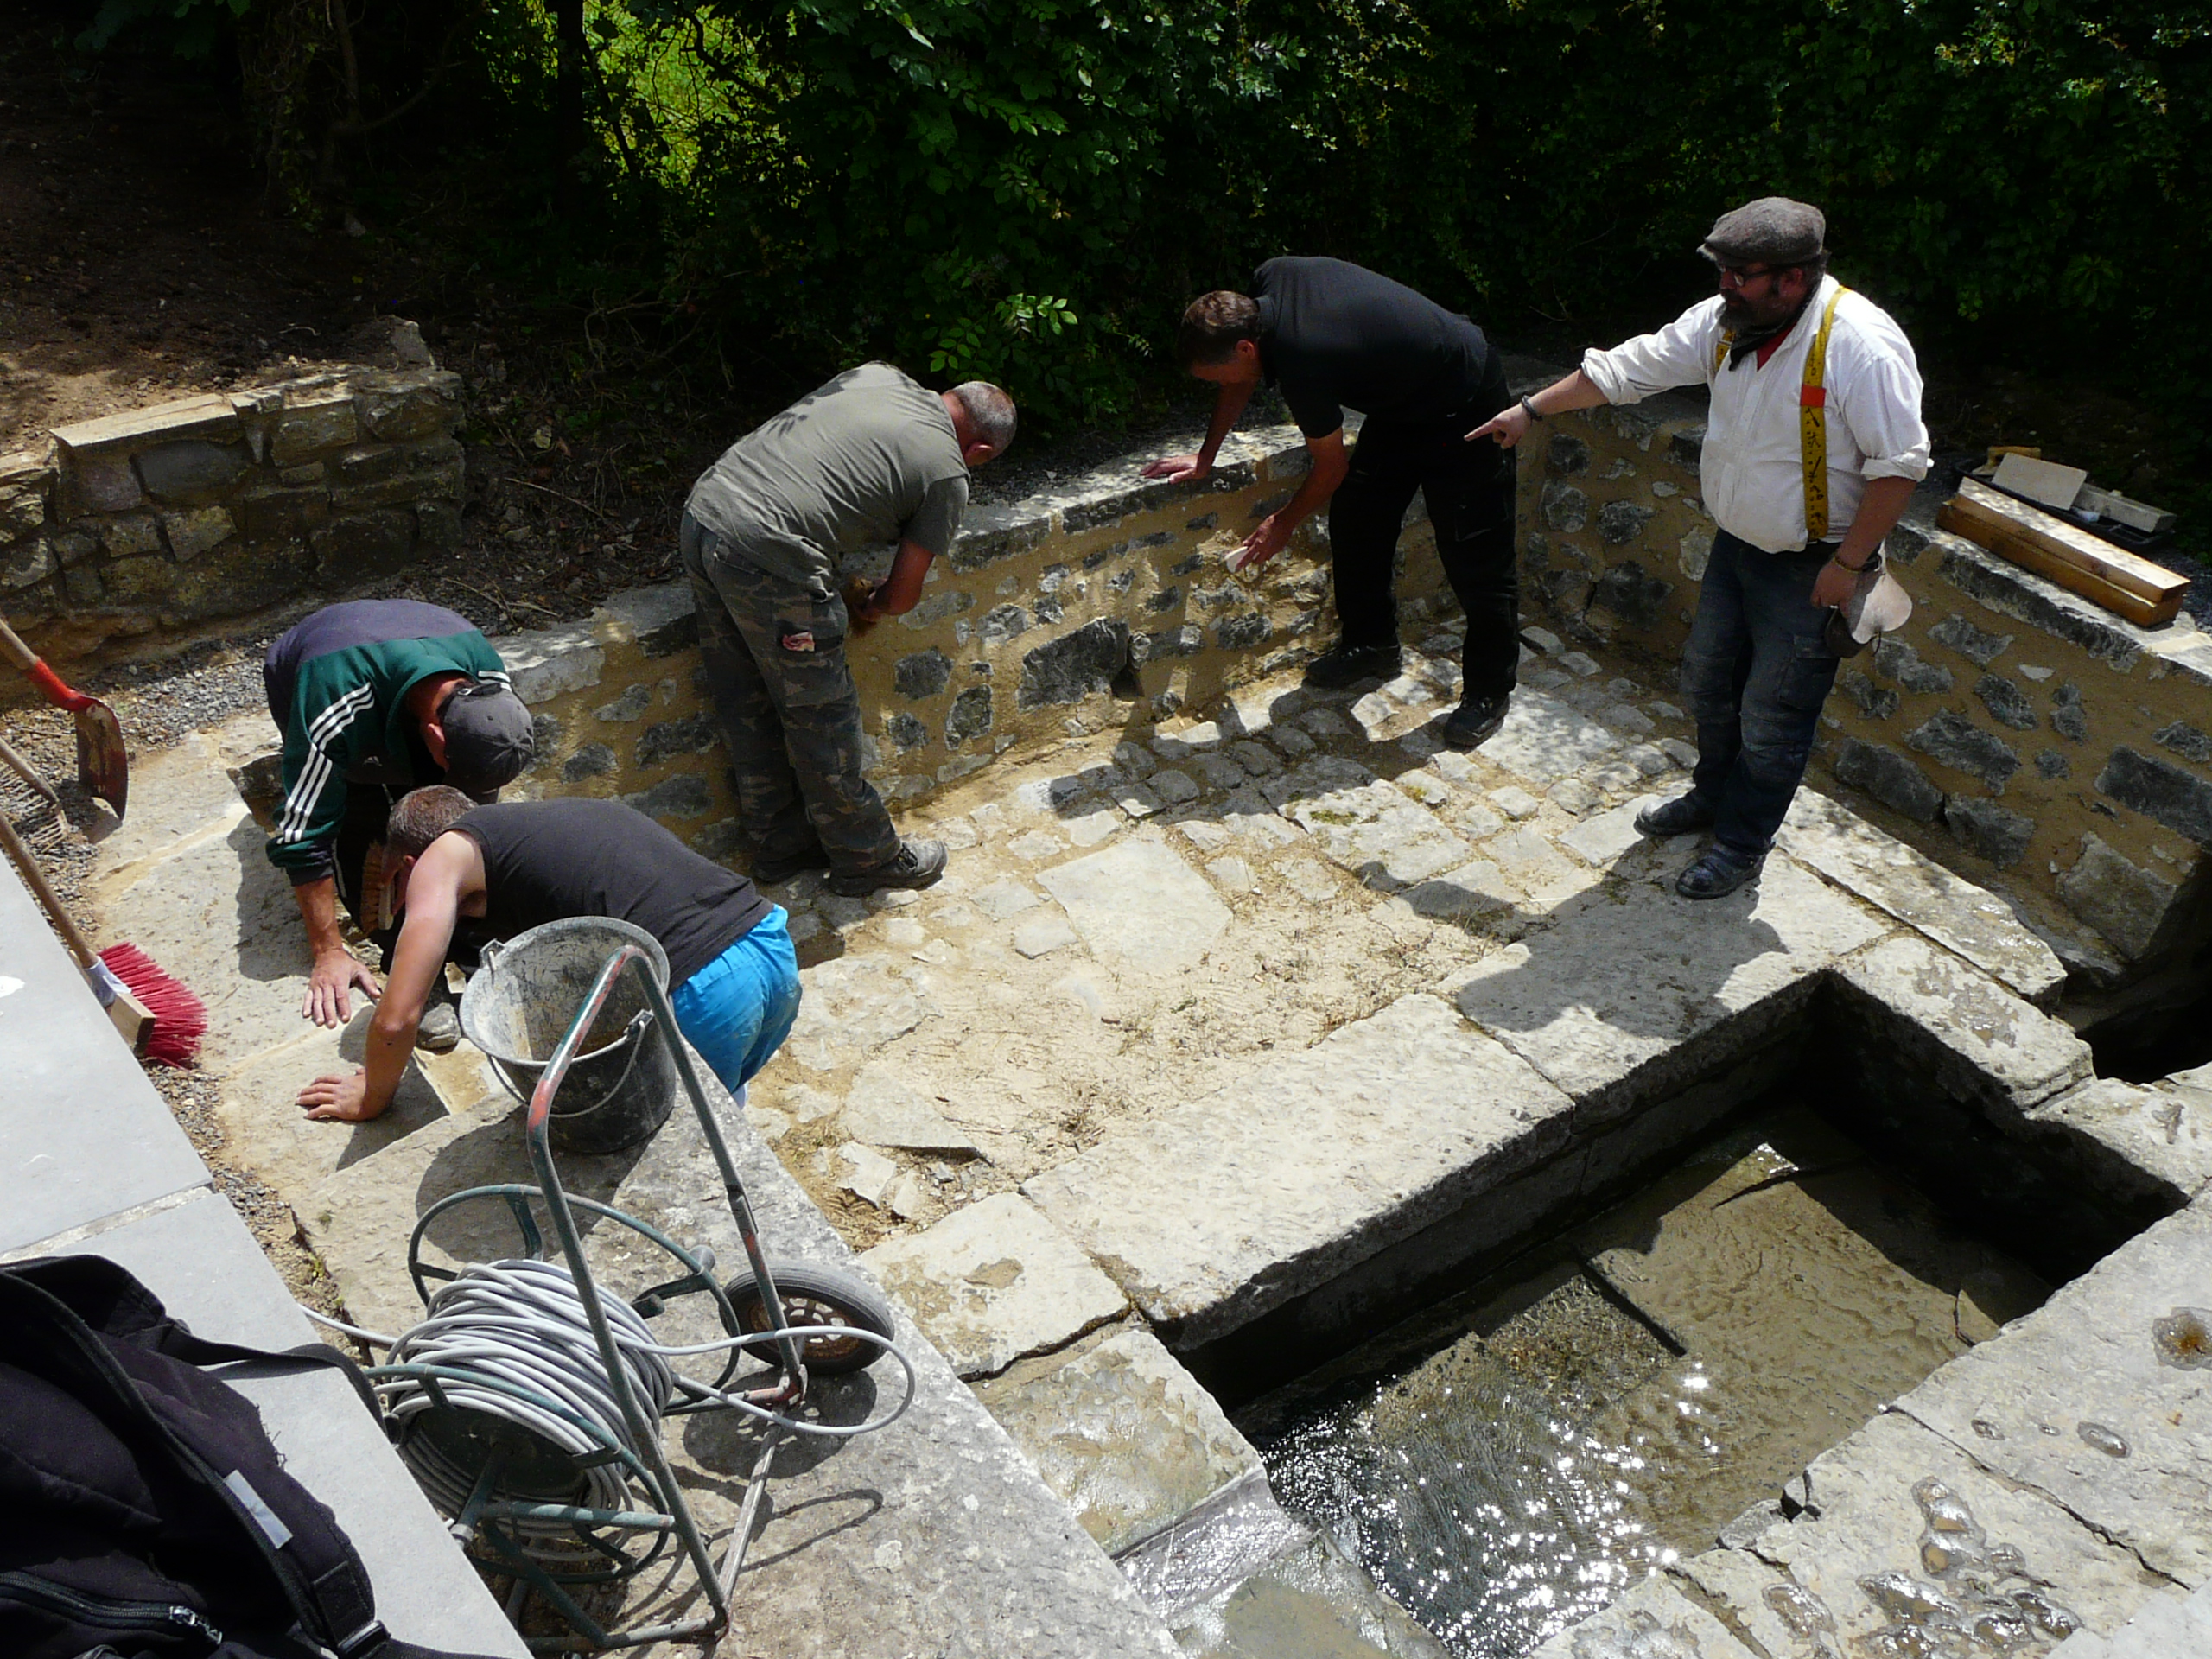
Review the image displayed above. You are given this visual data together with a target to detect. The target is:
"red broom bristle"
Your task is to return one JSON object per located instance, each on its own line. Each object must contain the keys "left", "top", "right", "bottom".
{"left": 97, "top": 942, "right": 207, "bottom": 1067}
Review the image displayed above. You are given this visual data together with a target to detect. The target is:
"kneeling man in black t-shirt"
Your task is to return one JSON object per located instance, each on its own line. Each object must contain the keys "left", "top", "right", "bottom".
{"left": 296, "top": 790, "right": 800, "bottom": 1123}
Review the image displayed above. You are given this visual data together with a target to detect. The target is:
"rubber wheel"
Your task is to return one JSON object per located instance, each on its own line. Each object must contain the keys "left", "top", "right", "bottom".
{"left": 724, "top": 1259, "right": 895, "bottom": 1376}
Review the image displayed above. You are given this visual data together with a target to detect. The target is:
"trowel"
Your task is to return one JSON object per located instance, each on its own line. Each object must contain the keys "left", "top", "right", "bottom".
{"left": 0, "top": 615, "right": 127, "bottom": 820}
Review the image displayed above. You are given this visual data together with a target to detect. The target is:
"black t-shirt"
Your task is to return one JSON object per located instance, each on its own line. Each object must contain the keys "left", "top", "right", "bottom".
{"left": 1254, "top": 256, "right": 1496, "bottom": 437}
{"left": 452, "top": 799, "right": 771, "bottom": 986}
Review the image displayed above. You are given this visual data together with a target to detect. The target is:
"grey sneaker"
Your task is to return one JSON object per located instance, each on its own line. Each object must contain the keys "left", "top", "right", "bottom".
{"left": 416, "top": 999, "right": 461, "bottom": 1053}
{"left": 829, "top": 836, "right": 948, "bottom": 898}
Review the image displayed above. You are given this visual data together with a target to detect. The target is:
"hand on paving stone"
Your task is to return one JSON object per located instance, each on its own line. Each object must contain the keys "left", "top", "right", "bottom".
{"left": 297, "top": 1066, "right": 376, "bottom": 1123}
{"left": 304, "top": 949, "right": 379, "bottom": 1027}
{"left": 1141, "top": 453, "right": 1210, "bottom": 484}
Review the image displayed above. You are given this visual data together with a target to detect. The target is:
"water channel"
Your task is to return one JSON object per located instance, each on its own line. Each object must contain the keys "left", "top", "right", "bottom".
{"left": 1217, "top": 1103, "right": 2056, "bottom": 1658}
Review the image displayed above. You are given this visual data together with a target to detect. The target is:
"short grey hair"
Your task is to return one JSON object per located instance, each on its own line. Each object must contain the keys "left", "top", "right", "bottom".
{"left": 950, "top": 381, "right": 1017, "bottom": 455}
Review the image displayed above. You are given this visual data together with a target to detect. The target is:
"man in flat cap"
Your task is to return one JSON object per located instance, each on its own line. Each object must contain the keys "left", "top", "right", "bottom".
{"left": 264, "top": 598, "right": 535, "bottom": 1041}
{"left": 1471, "top": 198, "right": 1929, "bottom": 899}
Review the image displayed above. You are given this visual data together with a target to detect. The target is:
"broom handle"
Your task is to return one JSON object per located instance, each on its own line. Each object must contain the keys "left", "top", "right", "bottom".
{"left": 0, "top": 808, "right": 98, "bottom": 969}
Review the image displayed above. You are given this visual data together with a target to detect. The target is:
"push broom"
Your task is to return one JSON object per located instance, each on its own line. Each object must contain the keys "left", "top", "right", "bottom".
{"left": 0, "top": 806, "right": 203, "bottom": 1065}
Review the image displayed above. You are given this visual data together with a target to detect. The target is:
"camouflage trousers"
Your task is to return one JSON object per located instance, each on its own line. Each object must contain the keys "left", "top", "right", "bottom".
{"left": 680, "top": 513, "right": 901, "bottom": 874}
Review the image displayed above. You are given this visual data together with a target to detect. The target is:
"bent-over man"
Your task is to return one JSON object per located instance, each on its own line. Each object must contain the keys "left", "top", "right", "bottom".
{"left": 264, "top": 599, "right": 533, "bottom": 1041}
{"left": 296, "top": 790, "right": 799, "bottom": 1122}
{"left": 1147, "top": 256, "right": 1520, "bottom": 747}
{"left": 1471, "top": 199, "right": 1929, "bottom": 899}
{"left": 683, "top": 363, "right": 1015, "bottom": 897}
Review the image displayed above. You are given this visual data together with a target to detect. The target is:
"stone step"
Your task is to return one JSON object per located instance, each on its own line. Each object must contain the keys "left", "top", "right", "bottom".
{"left": 1023, "top": 992, "right": 1576, "bottom": 1347}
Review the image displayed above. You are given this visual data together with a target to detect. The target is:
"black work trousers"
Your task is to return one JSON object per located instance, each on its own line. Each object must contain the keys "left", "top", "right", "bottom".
{"left": 1327, "top": 399, "right": 1520, "bottom": 700}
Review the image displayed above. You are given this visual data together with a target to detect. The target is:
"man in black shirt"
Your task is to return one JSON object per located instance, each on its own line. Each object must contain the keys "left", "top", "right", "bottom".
{"left": 1145, "top": 257, "right": 1520, "bottom": 747}
{"left": 295, "top": 791, "right": 799, "bottom": 1123}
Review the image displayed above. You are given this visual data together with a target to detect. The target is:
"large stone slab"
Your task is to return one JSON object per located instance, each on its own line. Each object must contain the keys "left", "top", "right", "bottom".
{"left": 1777, "top": 788, "right": 2066, "bottom": 1005}
{"left": 1281, "top": 777, "right": 1476, "bottom": 890}
{"left": 88, "top": 806, "right": 316, "bottom": 1072}
{"left": 1896, "top": 1192, "right": 2212, "bottom": 1586}
{"left": 839, "top": 1063, "right": 983, "bottom": 1154}
{"left": 1526, "top": 1574, "right": 1756, "bottom": 1659}
{"left": 973, "top": 1321, "right": 1262, "bottom": 1554}
{"left": 858, "top": 1192, "right": 1128, "bottom": 1377}
{"left": 781, "top": 952, "right": 938, "bottom": 1070}
{"left": 1835, "top": 933, "right": 2094, "bottom": 1118}
{"left": 1734, "top": 1410, "right": 2158, "bottom": 1652}
{"left": 1023, "top": 994, "right": 1574, "bottom": 1344}
{"left": 2026, "top": 1077, "right": 2212, "bottom": 1209}
{"left": 213, "top": 1017, "right": 463, "bottom": 1196}
{"left": 0, "top": 858, "right": 207, "bottom": 1252}
{"left": 1452, "top": 856, "right": 1889, "bottom": 1122}
{"left": 1478, "top": 690, "right": 1624, "bottom": 785}
{"left": 310, "top": 1063, "right": 1179, "bottom": 1656}
{"left": 33, "top": 1190, "right": 528, "bottom": 1656}
{"left": 1038, "top": 836, "right": 1231, "bottom": 973}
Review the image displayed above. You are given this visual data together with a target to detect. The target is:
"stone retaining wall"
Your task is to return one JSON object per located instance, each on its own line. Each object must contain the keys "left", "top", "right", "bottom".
{"left": 494, "top": 419, "right": 1446, "bottom": 854}
{"left": 1510, "top": 370, "right": 2212, "bottom": 978}
{"left": 0, "top": 369, "right": 464, "bottom": 666}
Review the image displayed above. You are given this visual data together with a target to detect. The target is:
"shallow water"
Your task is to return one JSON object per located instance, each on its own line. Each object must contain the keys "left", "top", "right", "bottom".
{"left": 1238, "top": 1107, "right": 2050, "bottom": 1658}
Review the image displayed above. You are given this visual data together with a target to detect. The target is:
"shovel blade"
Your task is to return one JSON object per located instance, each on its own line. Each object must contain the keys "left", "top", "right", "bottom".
{"left": 75, "top": 700, "right": 128, "bottom": 820}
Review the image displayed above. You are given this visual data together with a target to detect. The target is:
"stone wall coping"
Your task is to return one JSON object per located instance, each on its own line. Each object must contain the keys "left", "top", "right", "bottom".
{"left": 51, "top": 392, "right": 242, "bottom": 456}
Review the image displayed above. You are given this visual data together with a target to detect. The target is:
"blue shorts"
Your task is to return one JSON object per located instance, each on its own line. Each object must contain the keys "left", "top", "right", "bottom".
{"left": 668, "top": 907, "right": 801, "bottom": 1095}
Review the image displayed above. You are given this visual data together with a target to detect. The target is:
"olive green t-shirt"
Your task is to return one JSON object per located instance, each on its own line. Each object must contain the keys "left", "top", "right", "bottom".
{"left": 683, "top": 361, "right": 969, "bottom": 592}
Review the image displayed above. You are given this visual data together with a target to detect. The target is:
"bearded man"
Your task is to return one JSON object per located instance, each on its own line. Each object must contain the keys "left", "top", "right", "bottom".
{"left": 1471, "top": 199, "right": 1929, "bottom": 899}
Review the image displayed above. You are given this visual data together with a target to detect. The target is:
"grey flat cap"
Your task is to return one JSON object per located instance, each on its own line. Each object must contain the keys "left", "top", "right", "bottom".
{"left": 1700, "top": 197, "right": 1827, "bottom": 266}
{"left": 439, "top": 678, "right": 536, "bottom": 795}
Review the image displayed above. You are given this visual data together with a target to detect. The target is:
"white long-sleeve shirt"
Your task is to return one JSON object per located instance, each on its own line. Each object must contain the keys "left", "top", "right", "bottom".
{"left": 1580, "top": 276, "right": 1931, "bottom": 554}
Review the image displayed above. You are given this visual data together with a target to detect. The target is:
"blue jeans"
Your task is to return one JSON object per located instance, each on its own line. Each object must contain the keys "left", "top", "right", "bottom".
{"left": 1680, "top": 531, "right": 1842, "bottom": 861}
{"left": 669, "top": 907, "right": 802, "bottom": 1094}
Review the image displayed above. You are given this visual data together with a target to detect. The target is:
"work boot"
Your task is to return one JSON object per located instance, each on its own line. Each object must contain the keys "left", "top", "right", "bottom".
{"left": 830, "top": 836, "right": 948, "bottom": 898}
{"left": 416, "top": 997, "right": 461, "bottom": 1054}
{"left": 1440, "top": 693, "right": 1510, "bottom": 749}
{"left": 1675, "top": 846, "right": 1764, "bottom": 900}
{"left": 752, "top": 842, "right": 832, "bottom": 886}
{"left": 1635, "top": 792, "right": 1717, "bottom": 838}
{"left": 1303, "top": 641, "right": 1402, "bottom": 690}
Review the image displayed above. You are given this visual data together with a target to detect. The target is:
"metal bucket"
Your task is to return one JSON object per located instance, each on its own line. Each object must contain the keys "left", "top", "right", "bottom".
{"left": 460, "top": 918, "right": 677, "bottom": 1154}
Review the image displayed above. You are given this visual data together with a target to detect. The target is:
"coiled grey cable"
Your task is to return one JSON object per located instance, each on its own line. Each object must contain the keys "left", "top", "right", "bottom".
{"left": 303, "top": 1257, "right": 915, "bottom": 1552}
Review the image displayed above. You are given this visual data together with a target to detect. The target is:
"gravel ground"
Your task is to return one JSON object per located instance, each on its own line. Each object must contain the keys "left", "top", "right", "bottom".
{"left": 2, "top": 702, "right": 358, "bottom": 1334}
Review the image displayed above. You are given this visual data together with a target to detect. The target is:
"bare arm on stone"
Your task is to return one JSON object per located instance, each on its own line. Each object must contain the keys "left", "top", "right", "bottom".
{"left": 297, "top": 833, "right": 480, "bottom": 1122}
{"left": 1465, "top": 368, "right": 1611, "bottom": 449}
{"left": 1143, "top": 371, "right": 1257, "bottom": 485}
{"left": 294, "top": 874, "right": 381, "bottom": 1027}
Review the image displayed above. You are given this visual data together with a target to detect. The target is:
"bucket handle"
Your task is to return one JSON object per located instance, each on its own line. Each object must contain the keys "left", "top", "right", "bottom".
{"left": 545, "top": 1007, "right": 657, "bottom": 1120}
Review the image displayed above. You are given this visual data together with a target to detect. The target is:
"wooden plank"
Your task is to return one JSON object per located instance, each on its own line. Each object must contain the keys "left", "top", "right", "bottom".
{"left": 1938, "top": 502, "right": 2183, "bottom": 627}
{"left": 1944, "top": 478, "right": 2190, "bottom": 607}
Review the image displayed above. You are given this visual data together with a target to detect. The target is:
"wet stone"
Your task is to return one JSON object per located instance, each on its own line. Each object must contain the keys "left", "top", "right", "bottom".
{"left": 1732, "top": 1412, "right": 2149, "bottom": 1659}
{"left": 856, "top": 1192, "right": 1127, "bottom": 1379}
{"left": 974, "top": 1323, "right": 1264, "bottom": 1556}
{"left": 1526, "top": 1576, "right": 1756, "bottom": 1659}
{"left": 1897, "top": 1193, "right": 2212, "bottom": 1585}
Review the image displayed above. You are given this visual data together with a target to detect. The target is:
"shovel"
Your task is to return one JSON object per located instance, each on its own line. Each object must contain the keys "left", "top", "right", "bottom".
{"left": 0, "top": 616, "right": 127, "bottom": 820}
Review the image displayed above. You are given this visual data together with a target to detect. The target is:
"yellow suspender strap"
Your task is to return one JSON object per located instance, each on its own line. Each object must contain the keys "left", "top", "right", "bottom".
{"left": 1800, "top": 284, "right": 1848, "bottom": 542}
{"left": 1708, "top": 285, "right": 1852, "bottom": 541}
